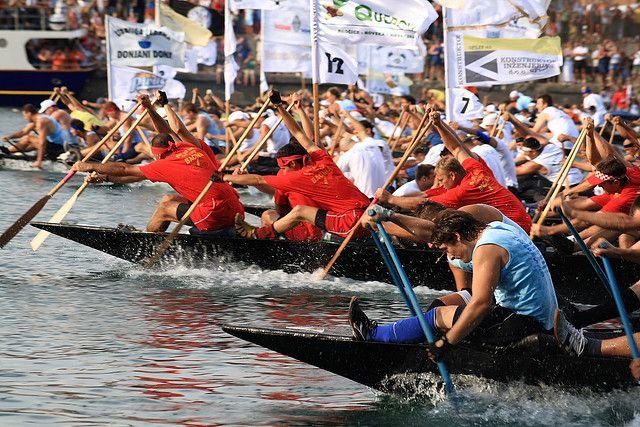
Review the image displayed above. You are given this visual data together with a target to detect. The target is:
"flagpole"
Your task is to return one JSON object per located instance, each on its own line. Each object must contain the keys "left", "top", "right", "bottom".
{"left": 443, "top": 6, "right": 451, "bottom": 122}
{"left": 106, "top": 16, "right": 113, "bottom": 100}
{"left": 310, "top": 0, "right": 320, "bottom": 145}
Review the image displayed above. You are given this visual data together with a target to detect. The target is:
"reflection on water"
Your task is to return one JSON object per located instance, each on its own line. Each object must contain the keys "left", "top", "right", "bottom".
{"left": 1, "top": 106, "right": 640, "bottom": 425}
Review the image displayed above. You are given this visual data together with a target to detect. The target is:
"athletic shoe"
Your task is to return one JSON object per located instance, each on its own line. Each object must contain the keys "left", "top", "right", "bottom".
{"left": 234, "top": 213, "right": 256, "bottom": 239}
{"left": 115, "top": 223, "right": 138, "bottom": 232}
{"left": 554, "top": 309, "right": 586, "bottom": 356}
{"left": 348, "top": 296, "right": 377, "bottom": 341}
{"left": 0, "top": 146, "right": 11, "bottom": 155}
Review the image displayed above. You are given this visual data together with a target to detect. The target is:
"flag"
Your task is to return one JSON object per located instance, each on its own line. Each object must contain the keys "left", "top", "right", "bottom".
{"left": 317, "top": 41, "right": 358, "bottom": 85}
{"left": 263, "top": 0, "right": 310, "bottom": 47}
{"left": 159, "top": 3, "right": 212, "bottom": 46}
{"left": 229, "top": 0, "right": 282, "bottom": 11}
{"left": 448, "top": 35, "right": 562, "bottom": 87}
{"left": 262, "top": 42, "right": 312, "bottom": 74}
{"left": 168, "top": 0, "right": 224, "bottom": 36}
{"left": 316, "top": 0, "right": 437, "bottom": 50}
{"left": 365, "top": 71, "right": 413, "bottom": 96}
{"left": 224, "top": 0, "right": 237, "bottom": 101}
{"left": 446, "top": 87, "right": 484, "bottom": 122}
{"left": 260, "top": 70, "right": 269, "bottom": 95}
{"left": 106, "top": 16, "right": 186, "bottom": 68}
{"left": 357, "top": 44, "right": 425, "bottom": 74}
{"left": 109, "top": 64, "right": 186, "bottom": 108}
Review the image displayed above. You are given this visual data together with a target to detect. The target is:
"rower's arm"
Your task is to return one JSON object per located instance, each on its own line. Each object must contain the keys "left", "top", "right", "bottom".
{"left": 223, "top": 172, "right": 268, "bottom": 187}
{"left": 4, "top": 122, "right": 35, "bottom": 140}
{"left": 35, "top": 118, "right": 48, "bottom": 164}
{"left": 290, "top": 93, "right": 313, "bottom": 141}
{"left": 445, "top": 245, "right": 502, "bottom": 345}
{"left": 430, "top": 112, "right": 475, "bottom": 163}
{"left": 164, "top": 103, "right": 201, "bottom": 148}
{"left": 585, "top": 119, "right": 629, "bottom": 166}
{"left": 273, "top": 102, "right": 320, "bottom": 153}
{"left": 370, "top": 212, "right": 435, "bottom": 243}
{"left": 573, "top": 210, "right": 640, "bottom": 234}
{"left": 72, "top": 160, "right": 146, "bottom": 178}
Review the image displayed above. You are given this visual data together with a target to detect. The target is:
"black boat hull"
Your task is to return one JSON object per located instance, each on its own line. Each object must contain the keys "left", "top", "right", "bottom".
{"left": 222, "top": 324, "right": 637, "bottom": 392}
{"left": 31, "top": 222, "right": 640, "bottom": 304}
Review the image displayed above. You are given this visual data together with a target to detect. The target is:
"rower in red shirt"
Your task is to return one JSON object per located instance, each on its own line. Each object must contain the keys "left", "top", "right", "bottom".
{"left": 72, "top": 93, "right": 244, "bottom": 233}
{"left": 223, "top": 91, "right": 370, "bottom": 240}
{"left": 376, "top": 112, "right": 532, "bottom": 232}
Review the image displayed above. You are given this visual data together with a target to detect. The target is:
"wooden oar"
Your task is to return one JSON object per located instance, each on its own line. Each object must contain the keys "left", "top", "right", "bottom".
{"left": 30, "top": 109, "right": 153, "bottom": 251}
{"left": 599, "top": 119, "right": 608, "bottom": 136}
{"left": 390, "top": 111, "right": 411, "bottom": 152}
{"left": 142, "top": 99, "right": 273, "bottom": 268}
{"left": 327, "top": 119, "right": 344, "bottom": 156}
{"left": 372, "top": 217, "right": 454, "bottom": 393}
{"left": 531, "top": 132, "right": 586, "bottom": 239}
{"left": 385, "top": 106, "right": 405, "bottom": 143}
{"left": 239, "top": 103, "right": 294, "bottom": 172}
{"left": 0, "top": 101, "right": 142, "bottom": 248}
{"left": 317, "top": 113, "right": 433, "bottom": 280}
{"left": 609, "top": 123, "right": 617, "bottom": 145}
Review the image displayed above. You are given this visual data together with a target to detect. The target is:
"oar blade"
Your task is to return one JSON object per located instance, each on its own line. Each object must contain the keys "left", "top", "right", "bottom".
{"left": 30, "top": 194, "right": 78, "bottom": 251}
{"left": 144, "top": 228, "right": 181, "bottom": 269}
{"left": 0, "top": 195, "right": 52, "bottom": 248}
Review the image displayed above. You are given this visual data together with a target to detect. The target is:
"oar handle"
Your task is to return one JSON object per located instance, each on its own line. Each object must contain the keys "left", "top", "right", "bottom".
{"left": 222, "top": 99, "right": 273, "bottom": 169}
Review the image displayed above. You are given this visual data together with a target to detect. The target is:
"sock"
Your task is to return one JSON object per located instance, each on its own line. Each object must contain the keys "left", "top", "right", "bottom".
{"left": 574, "top": 288, "right": 640, "bottom": 328}
{"left": 255, "top": 223, "right": 278, "bottom": 239}
{"left": 369, "top": 310, "right": 435, "bottom": 343}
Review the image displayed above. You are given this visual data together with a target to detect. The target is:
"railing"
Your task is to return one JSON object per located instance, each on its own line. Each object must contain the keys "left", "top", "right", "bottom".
{"left": 0, "top": 7, "right": 55, "bottom": 31}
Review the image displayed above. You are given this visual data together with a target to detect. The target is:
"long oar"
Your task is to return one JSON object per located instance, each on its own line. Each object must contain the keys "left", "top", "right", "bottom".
{"left": 600, "top": 245, "right": 640, "bottom": 360}
{"left": 30, "top": 109, "right": 153, "bottom": 251}
{"left": 141, "top": 104, "right": 269, "bottom": 269}
{"left": 530, "top": 128, "right": 586, "bottom": 236}
{"left": 239, "top": 103, "right": 294, "bottom": 172}
{"left": 372, "top": 216, "right": 454, "bottom": 393}
{"left": 317, "top": 114, "right": 433, "bottom": 280}
{"left": 555, "top": 208, "right": 610, "bottom": 293}
{"left": 390, "top": 111, "right": 411, "bottom": 152}
{"left": 385, "top": 107, "right": 405, "bottom": 144}
{"left": 0, "top": 101, "right": 142, "bottom": 248}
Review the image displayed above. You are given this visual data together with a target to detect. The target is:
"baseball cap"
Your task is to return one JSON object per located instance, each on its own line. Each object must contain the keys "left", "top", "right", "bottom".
{"left": 587, "top": 169, "right": 626, "bottom": 186}
{"left": 484, "top": 104, "right": 497, "bottom": 114}
{"left": 521, "top": 138, "right": 541, "bottom": 152}
{"left": 38, "top": 99, "right": 57, "bottom": 113}
{"left": 480, "top": 112, "right": 498, "bottom": 128}
{"left": 228, "top": 111, "right": 249, "bottom": 122}
{"left": 581, "top": 86, "right": 592, "bottom": 95}
{"left": 261, "top": 109, "right": 275, "bottom": 118}
{"left": 509, "top": 91, "right": 521, "bottom": 99}
{"left": 70, "top": 119, "right": 86, "bottom": 132}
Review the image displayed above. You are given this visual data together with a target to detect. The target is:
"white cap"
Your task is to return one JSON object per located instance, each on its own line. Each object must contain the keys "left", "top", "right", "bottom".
{"left": 484, "top": 104, "right": 497, "bottom": 113}
{"left": 228, "top": 111, "right": 249, "bottom": 122}
{"left": 261, "top": 109, "right": 275, "bottom": 118}
{"left": 480, "top": 112, "right": 498, "bottom": 128}
{"left": 509, "top": 90, "right": 521, "bottom": 99}
{"left": 38, "top": 99, "right": 57, "bottom": 113}
{"left": 349, "top": 110, "right": 366, "bottom": 121}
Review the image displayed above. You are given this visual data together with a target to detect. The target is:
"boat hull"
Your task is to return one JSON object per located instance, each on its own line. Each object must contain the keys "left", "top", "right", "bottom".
{"left": 222, "top": 324, "right": 637, "bottom": 392}
{"left": 0, "top": 69, "right": 94, "bottom": 107}
{"left": 30, "top": 222, "right": 640, "bottom": 304}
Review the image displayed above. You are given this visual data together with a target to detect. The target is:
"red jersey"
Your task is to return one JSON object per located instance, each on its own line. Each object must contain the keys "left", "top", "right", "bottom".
{"left": 273, "top": 170, "right": 323, "bottom": 241}
{"left": 430, "top": 157, "right": 532, "bottom": 232}
{"left": 139, "top": 142, "right": 244, "bottom": 230}
{"left": 263, "top": 150, "right": 370, "bottom": 214}
{"left": 590, "top": 166, "right": 640, "bottom": 214}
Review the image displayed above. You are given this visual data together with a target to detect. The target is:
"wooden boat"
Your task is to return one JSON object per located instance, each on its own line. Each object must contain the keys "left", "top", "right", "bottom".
{"left": 222, "top": 323, "right": 638, "bottom": 392}
{"left": 0, "top": 150, "right": 73, "bottom": 173}
{"left": 31, "top": 222, "right": 640, "bottom": 305}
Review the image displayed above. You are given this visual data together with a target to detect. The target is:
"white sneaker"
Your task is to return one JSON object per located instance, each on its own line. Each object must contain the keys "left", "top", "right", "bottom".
{"left": 554, "top": 309, "right": 586, "bottom": 356}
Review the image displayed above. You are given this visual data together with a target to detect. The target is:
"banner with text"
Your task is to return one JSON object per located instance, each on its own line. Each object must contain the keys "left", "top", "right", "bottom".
{"left": 107, "top": 16, "right": 185, "bottom": 68}
{"left": 109, "top": 64, "right": 186, "bottom": 107}
{"left": 263, "top": 0, "right": 310, "bottom": 47}
{"left": 357, "top": 44, "right": 424, "bottom": 74}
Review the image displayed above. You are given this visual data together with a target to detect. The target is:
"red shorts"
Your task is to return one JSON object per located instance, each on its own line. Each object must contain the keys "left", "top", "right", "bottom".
{"left": 316, "top": 208, "right": 369, "bottom": 238}
{"left": 191, "top": 199, "right": 245, "bottom": 231}
{"left": 284, "top": 222, "right": 323, "bottom": 241}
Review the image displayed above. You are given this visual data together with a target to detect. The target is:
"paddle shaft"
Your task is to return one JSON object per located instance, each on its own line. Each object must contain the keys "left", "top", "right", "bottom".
{"left": 555, "top": 208, "right": 611, "bottom": 295}
{"left": 600, "top": 252, "right": 640, "bottom": 359}
{"left": 375, "top": 220, "right": 454, "bottom": 393}
{"left": 390, "top": 111, "right": 411, "bottom": 152}
{"left": 239, "top": 103, "right": 294, "bottom": 172}
{"left": 531, "top": 130, "right": 586, "bottom": 234}
{"left": 385, "top": 107, "right": 405, "bottom": 145}
{"left": 317, "top": 115, "right": 433, "bottom": 279}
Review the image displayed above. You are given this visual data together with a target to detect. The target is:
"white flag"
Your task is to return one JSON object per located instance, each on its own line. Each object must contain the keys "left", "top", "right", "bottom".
{"left": 357, "top": 44, "right": 425, "bottom": 74}
{"left": 365, "top": 71, "right": 413, "bottom": 96}
{"left": 109, "top": 64, "right": 186, "bottom": 107}
{"left": 263, "top": 0, "right": 310, "bottom": 47}
{"left": 446, "top": 87, "right": 484, "bottom": 122}
{"left": 224, "top": 0, "right": 237, "bottom": 101}
{"left": 317, "top": 41, "right": 358, "bottom": 85}
{"left": 262, "top": 42, "right": 312, "bottom": 74}
{"left": 315, "top": 0, "right": 437, "bottom": 49}
{"left": 260, "top": 70, "right": 269, "bottom": 95}
{"left": 107, "top": 16, "right": 186, "bottom": 68}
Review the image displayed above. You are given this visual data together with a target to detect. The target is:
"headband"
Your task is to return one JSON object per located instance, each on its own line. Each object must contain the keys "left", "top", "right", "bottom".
{"left": 277, "top": 154, "right": 307, "bottom": 168}
{"left": 594, "top": 169, "right": 624, "bottom": 182}
{"left": 151, "top": 141, "right": 177, "bottom": 158}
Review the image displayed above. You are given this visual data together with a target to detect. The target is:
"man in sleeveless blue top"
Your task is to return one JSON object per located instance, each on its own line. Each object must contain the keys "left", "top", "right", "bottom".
{"left": 349, "top": 208, "right": 558, "bottom": 354}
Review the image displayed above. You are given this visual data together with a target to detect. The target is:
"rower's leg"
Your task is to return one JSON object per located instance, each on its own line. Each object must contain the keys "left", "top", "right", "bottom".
{"left": 572, "top": 280, "right": 640, "bottom": 328}
{"left": 8, "top": 135, "right": 36, "bottom": 152}
{"left": 147, "top": 194, "right": 189, "bottom": 232}
{"left": 272, "top": 205, "right": 318, "bottom": 234}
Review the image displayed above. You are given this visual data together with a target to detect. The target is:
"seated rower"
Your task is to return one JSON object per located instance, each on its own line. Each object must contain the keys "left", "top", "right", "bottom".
{"left": 71, "top": 93, "right": 244, "bottom": 233}
{"left": 376, "top": 111, "right": 532, "bottom": 232}
{"left": 224, "top": 91, "right": 371, "bottom": 240}
{"left": 348, "top": 208, "right": 558, "bottom": 352}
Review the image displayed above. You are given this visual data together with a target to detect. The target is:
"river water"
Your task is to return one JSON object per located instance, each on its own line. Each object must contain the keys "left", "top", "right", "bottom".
{"left": 1, "top": 107, "right": 639, "bottom": 426}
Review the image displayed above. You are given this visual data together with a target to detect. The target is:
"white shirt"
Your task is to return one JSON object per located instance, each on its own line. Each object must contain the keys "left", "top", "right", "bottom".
{"left": 336, "top": 141, "right": 386, "bottom": 198}
{"left": 421, "top": 144, "right": 445, "bottom": 166}
{"left": 573, "top": 45, "right": 589, "bottom": 61}
{"left": 393, "top": 179, "right": 421, "bottom": 196}
{"left": 362, "top": 136, "right": 394, "bottom": 180}
{"left": 238, "top": 129, "right": 260, "bottom": 153}
{"left": 541, "top": 106, "right": 579, "bottom": 149}
{"left": 533, "top": 144, "right": 583, "bottom": 186}
{"left": 471, "top": 144, "right": 507, "bottom": 187}
{"left": 494, "top": 137, "right": 518, "bottom": 189}
{"left": 261, "top": 115, "right": 291, "bottom": 157}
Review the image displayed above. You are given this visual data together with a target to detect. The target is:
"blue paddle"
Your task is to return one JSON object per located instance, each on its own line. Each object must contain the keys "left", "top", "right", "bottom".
{"left": 599, "top": 244, "right": 640, "bottom": 359}
{"left": 555, "top": 208, "right": 612, "bottom": 297}
{"left": 368, "top": 210, "right": 454, "bottom": 393}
